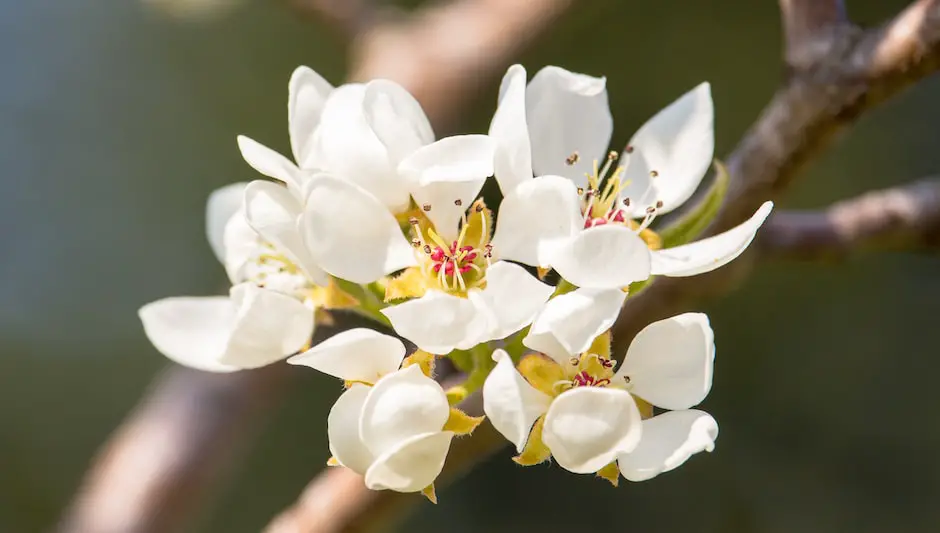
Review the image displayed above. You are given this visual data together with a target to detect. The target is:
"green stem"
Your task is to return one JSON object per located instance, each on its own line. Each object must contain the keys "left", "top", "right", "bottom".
{"left": 334, "top": 279, "right": 390, "bottom": 327}
{"left": 445, "top": 343, "right": 496, "bottom": 405}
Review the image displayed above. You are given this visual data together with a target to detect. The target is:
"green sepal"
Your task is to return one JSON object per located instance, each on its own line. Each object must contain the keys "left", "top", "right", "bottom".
{"left": 658, "top": 159, "right": 730, "bottom": 249}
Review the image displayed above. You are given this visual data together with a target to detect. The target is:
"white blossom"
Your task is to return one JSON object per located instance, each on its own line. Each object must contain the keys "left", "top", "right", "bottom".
{"left": 488, "top": 64, "right": 772, "bottom": 289}
{"left": 139, "top": 183, "right": 317, "bottom": 372}
{"left": 483, "top": 299, "right": 719, "bottom": 481}
{"left": 288, "top": 328, "right": 456, "bottom": 493}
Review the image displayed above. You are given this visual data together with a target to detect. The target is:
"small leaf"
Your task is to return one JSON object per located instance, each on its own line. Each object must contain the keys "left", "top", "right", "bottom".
{"left": 595, "top": 461, "right": 620, "bottom": 487}
{"left": 658, "top": 159, "right": 730, "bottom": 249}
{"left": 587, "top": 331, "right": 611, "bottom": 360}
{"left": 385, "top": 267, "right": 428, "bottom": 302}
{"left": 421, "top": 484, "right": 438, "bottom": 504}
{"left": 308, "top": 277, "right": 361, "bottom": 310}
{"left": 513, "top": 416, "right": 552, "bottom": 466}
{"left": 402, "top": 349, "right": 436, "bottom": 378}
{"left": 517, "top": 354, "right": 566, "bottom": 397}
{"left": 442, "top": 407, "right": 485, "bottom": 435}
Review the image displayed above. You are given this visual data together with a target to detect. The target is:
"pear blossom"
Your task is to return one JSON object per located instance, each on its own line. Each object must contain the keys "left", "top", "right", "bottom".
{"left": 139, "top": 183, "right": 321, "bottom": 372}
{"left": 379, "top": 196, "right": 554, "bottom": 355}
{"left": 488, "top": 64, "right": 773, "bottom": 289}
{"left": 483, "top": 292, "right": 718, "bottom": 482}
{"left": 288, "top": 328, "right": 483, "bottom": 495}
{"left": 238, "top": 66, "right": 507, "bottom": 285}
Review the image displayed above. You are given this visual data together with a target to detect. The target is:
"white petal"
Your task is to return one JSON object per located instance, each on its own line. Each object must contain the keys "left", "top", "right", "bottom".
{"left": 244, "top": 180, "right": 329, "bottom": 286}
{"left": 364, "top": 431, "right": 454, "bottom": 493}
{"left": 236, "top": 135, "right": 304, "bottom": 197}
{"left": 312, "top": 84, "right": 410, "bottom": 211}
{"left": 619, "top": 83, "right": 714, "bottom": 216}
{"left": 288, "top": 66, "right": 333, "bottom": 167}
{"left": 541, "top": 387, "right": 642, "bottom": 474}
{"left": 618, "top": 410, "right": 718, "bottom": 482}
{"left": 616, "top": 313, "right": 715, "bottom": 410}
{"left": 206, "top": 182, "right": 248, "bottom": 264}
{"left": 221, "top": 209, "right": 264, "bottom": 284}
{"left": 327, "top": 384, "right": 375, "bottom": 475}
{"left": 219, "top": 283, "right": 315, "bottom": 369}
{"left": 482, "top": 350, "right": 552, "bottom": 452}
{"left": 651, "top": 201, "right": 773, "bottom": 277}
{"left": 138, "top": 284, "right": 313, "bottom": 373}
{"left": 398, "top": 135, "right": 495, "bottom": 239}
{"left": 523, "top": 287, "right": 626, "bottom": 364}
{"left": 550, "top": 225, "right": 652, "bottom": 289}
{"left": 475, "top": 261, "right": 554, "bottom": 340}
{"left": 380, "top": 290, "right": 491, "bottom": 355}
{"left": 488, "top": 64, "right": 533, "bottom": 194}
{"left": 139, "top": 296, "right": 240, "bottom": 372}
{"left": 490, "top": 175, "right": 581, "bottom": 267}
{"left": 359, "top": 365, "right": 450, "bottom": 457}
{"left": 363, "top": 79, "right": 435, "bottom": 163}
{"left": 526, "top": 66, "right": 613, "bottom": 187}
{"left": 287, "top": 328, "right": 406, "bottom": 383}
{"left": 302, "top": 175, "right": 417, "bottom": 284}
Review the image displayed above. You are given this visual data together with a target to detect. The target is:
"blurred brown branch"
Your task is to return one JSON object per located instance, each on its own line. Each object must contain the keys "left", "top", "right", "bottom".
{"left": 761, "top": 177, "right": 940, "bottom": 258}
{"left": 612, "top": 0, "right": 940, "bottom": 347}
{"left": 56, "top": 365, "right": 292, "bottom": 533}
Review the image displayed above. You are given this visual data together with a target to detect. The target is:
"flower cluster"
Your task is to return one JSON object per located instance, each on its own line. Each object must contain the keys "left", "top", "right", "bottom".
{"left": 139, "top": 63, "right": 772, "bottom": 499}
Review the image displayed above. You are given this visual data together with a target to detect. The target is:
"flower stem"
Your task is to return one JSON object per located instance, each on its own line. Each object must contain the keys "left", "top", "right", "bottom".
{"left": 445, "top": 343, "right": 495, "bottom": 405}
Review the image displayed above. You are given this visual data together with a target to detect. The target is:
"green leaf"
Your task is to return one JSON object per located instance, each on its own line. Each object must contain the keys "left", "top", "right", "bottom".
{"left": 658, "top": 159, "right": 730, "bottom": 249}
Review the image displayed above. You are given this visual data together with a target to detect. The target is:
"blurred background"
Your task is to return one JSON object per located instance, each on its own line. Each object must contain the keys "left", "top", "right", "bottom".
{"left": 2, "top": 0, "right": 939, "bottom": 531}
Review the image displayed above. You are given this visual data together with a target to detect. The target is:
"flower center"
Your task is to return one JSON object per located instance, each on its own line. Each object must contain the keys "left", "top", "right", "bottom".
{"left": 569, "top": 150, "right": 665, "bottom": 250}
{"left": 241, "top": 243, "right": 316, "bottom": 300}
{"left": 554, "top": 352, "right": 620, "bottom": 393}
{"left": 409, "top": 200, "right": 492, "bottom": 295}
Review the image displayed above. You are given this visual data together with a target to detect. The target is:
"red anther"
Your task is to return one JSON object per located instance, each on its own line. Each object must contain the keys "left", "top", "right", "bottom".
{"left": 612, "top": 210, "right": 626, "bottom": 223}
{"left": 599, "top": 358, "right": 613, "bottom": 368}
{"left": 464, "top": 252, "right": 477, "bottom": 261}
{"left": 459, "top": 245, "right": 474, "bottom": 253}
{"left": 430, "top": 248, "right": 445, "bottom": 262}
{"left": 449, "top": 241, "right": 459, "bottom": 254}
{"left": 432, "top": 263, "right": 442, "bottom": 273}
{"left": 459, "top": 265, "right": 473, "bottom": 274}
{"left": 444, "top": 262, "right": 456, "bottom": 276}
{"left": 572, "top": 371, "right": 595, "bottom": 387}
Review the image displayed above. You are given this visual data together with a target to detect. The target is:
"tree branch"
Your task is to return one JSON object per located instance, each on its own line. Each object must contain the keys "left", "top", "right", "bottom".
{"left": 779, "top": 0, "right": 849, "bottom": 69}
{"left": 56, "top": 365, "right": 292, "bottom": 533}
{"left": 264, "top": 388, "right": 501, "bottom": 533}
{"left": 611, "top": 0, "right": 940, "bottom": 349}
{"left": 759, "top": 177, "right": 940, "bottom": 258}
{"left": 287, "top": 0, "right": 381, "bottom": 38}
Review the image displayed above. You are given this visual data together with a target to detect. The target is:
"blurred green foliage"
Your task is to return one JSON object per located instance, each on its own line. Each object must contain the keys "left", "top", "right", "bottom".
{"left": 1, "top": 0, "right": 939, "bottom": 531}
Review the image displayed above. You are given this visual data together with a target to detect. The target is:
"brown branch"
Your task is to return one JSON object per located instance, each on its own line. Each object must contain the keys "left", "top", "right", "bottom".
{"left": 611, "top": 0, "right": 940, "bottom": 348}
{"left": 264, "top": 387, "right": 502, "bottom": 533}
{"left": 348, "top": 0, "right": 573, "bottom": 132}
{"left": 780, "top": 0, "right": 849, "bottom": 69}
{"left": 287, "top": 0, "right": 381, "bottom": 38}
{"left": 56, "top": 365, "right": 292, "bottom": 533}
{"left": 759, "top": 177, "right": 940, "bottom": 258}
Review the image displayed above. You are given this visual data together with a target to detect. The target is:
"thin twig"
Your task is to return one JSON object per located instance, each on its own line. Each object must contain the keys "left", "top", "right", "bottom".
{"left": 760, "top": 177, "right": 940, "bottom": 258}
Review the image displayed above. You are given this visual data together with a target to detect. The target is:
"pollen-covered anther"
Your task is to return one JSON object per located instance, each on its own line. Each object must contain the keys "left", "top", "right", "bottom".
{"left": 422, "top": 203, "right": 432, "bottom": 212}
{"left": 566, "top": 151, "right": 580, "bottom": 166}
{"left": 454, "top": 199, "right": 463, "bottom": 207}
